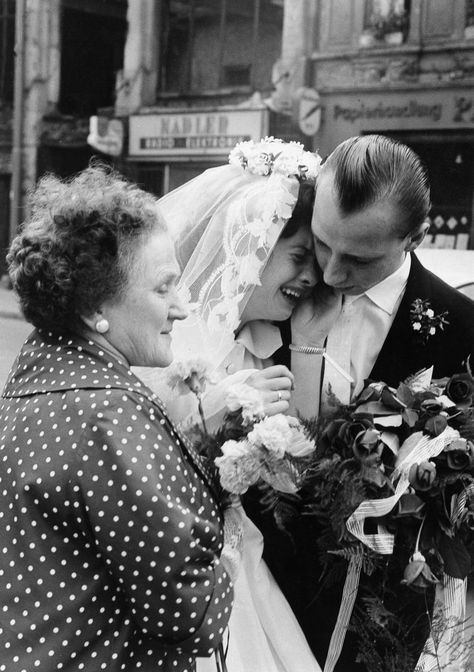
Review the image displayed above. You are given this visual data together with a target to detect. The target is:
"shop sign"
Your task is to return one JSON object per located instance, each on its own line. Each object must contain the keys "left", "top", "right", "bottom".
{"left": 325, "top": 91, "right": 474, "bottom": 132}
{"left": 87, "top": 116, "right": 124, "bottom": 157}
{"left": 298, "top": 88, "right": 321, "bottom": 136}
{"left": 129, "top": 109, "right": 268, "bottom": 157}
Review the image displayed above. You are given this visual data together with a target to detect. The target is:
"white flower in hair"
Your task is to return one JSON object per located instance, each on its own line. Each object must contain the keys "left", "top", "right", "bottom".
{"left": 229, "top": 136, "right": 322, "bottom": 183}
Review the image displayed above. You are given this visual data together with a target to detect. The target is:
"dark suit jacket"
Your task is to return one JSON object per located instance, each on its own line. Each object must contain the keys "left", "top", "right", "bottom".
{"left": 244, "top": 253, "right": 474, "bottom": 671}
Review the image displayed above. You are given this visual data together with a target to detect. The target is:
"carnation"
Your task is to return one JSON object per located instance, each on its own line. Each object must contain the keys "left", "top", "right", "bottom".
{"left": 225, "top": 383, "right": 265, "bottom": 424}
{"left": 215, "top": 440, "right": 261, "bottom": 494}
{"left": 247, "top": 414, "right": 314, "bottom": 459}
{"left": 248, "top": 414, "right": 294, "bottom": 457}
{"left": 166, "top": 358, "right": 214, "bottom": 396}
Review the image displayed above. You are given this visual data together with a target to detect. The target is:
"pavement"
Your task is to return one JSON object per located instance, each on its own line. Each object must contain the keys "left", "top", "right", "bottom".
{"left": 0, "top": 281, "right": 23, "bottom": 320}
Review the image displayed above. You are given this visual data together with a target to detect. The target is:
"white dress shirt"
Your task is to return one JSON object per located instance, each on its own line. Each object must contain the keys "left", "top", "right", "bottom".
{"left": 345, "top": 253, "right": 411, "bottom": 396}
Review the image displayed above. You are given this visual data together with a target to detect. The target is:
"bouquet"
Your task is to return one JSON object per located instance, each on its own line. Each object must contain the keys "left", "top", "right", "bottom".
{"left": 167, "top": 357, "right": 474, "bottom": 670}
{"left": 165, "top": 360, "right": 316, "bottom": 501}
{"left": 262, "top": 365, "right": 474, "bottom": 672}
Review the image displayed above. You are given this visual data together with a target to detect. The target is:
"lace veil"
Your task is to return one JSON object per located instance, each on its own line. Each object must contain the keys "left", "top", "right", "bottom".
{"left": 135, "top": 138, "right": 322, "bottom": 421}
{"left": 160, "top": 138, "right": 322, "bottom": 369}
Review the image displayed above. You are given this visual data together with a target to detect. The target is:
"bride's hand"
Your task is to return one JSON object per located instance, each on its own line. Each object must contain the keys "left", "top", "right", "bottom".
{"left": 291, "top": 283, "right": 341, "bottom": 346}
{"left": 245, "top": 365, "right": 294, "bottom": 416}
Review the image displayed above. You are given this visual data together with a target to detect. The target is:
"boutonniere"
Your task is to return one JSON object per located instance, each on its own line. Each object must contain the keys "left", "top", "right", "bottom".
{"left": 410, "top": 298, "right": 449, "bottom": 343}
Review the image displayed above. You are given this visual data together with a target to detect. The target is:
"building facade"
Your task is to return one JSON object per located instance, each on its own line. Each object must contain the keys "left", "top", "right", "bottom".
{"left": 2, "top": 0, "right": 473, "bottom": 279}
{"left": 310, "top": 0, "right": 474, "bottom": 250}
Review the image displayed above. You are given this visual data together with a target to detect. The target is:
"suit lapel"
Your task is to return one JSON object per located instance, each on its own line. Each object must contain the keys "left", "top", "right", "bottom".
{"left": 370, "top": 253, "right": 431, "bottom": 384}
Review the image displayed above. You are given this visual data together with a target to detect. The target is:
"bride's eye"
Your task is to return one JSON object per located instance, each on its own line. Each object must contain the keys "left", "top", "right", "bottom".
{"left": 156, "top": 283, "right": 169, "bottom": 294}
{"left": 292, "top": 252, "right": 307, "bottom": 264}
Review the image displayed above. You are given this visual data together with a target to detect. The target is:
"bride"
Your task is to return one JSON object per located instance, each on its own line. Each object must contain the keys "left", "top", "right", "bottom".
{"left": 137, "top": 137, "right": 330, "bottom": 672}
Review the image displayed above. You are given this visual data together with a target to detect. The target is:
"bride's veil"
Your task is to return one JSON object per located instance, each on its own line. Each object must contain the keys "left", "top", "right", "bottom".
{"left": 161, "top": 163, "right": 301, "bottom": 366}
{"left": 135, "top": 138, "right": 322, "bottom": 416}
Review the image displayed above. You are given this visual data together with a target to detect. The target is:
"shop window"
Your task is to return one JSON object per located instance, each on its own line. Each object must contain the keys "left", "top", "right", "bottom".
{"left": 0, "top": 0, "right": 15, "bottom": 104}
{"left": 59, "top": 0, "right": 127, "bottom": 116}
{"left": 161, "top": 0, "right": 283, "bottom": 93}
{"left": 223, "top": 64, "right": 251, "bottom": 87}
{"left": 135, "top": 165, "right": 165, "bottom": 198}
{"left": 360, "top": 0, "right": 410, "bottom": 47}
{"left": 466, "top": 0, "right": 474, "bottom": 39}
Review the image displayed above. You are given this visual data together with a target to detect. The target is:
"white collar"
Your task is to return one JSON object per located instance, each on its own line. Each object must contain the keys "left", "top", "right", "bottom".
{"left": 345, "top": 254, "right": 411, "bottom": 314}
{"left": 236, "top": 320, "right": 283, "bottom": 360}
{"left": 363, "top": 253, "right": 411, "bottom": 314}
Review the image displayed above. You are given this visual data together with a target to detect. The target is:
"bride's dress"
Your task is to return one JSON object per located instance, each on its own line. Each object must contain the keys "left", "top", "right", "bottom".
{"left": 197, "top": 504, "right": 320, "bottom": 672}
{"left": 135, "top": 324, "right": 321, "bottom": 672}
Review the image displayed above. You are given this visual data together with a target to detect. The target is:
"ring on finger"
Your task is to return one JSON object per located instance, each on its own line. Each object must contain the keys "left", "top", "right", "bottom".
{"left": 277, "top": 390, "right": 282, "bottom": 402}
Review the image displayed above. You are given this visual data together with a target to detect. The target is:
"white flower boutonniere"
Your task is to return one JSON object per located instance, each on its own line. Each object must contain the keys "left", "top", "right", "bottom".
{"left": 410, "top": 299, "right": 449, "bottom": 343}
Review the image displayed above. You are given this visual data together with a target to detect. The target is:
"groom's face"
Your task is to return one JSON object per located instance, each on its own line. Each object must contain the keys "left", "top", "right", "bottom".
{"left": 312, "top": 172, "right": 413, "bottom": 295}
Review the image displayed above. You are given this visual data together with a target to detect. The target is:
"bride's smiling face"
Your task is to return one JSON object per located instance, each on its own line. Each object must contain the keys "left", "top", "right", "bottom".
{"left": 240, "top": 225, "right": 318, "bottom": 325}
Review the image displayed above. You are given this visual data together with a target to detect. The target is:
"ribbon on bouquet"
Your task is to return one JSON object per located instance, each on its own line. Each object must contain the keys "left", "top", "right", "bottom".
{"left": 324, "top": 426, "right": 460, "bottom": 672}
{"left": 415, "top": 482, "right": 474, "bottom": 672}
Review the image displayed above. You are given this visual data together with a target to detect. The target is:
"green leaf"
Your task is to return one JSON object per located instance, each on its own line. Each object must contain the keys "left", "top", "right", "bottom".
{"left": 402, "top": 408, "right": 419, "bottom": 428}
{"left": 438, "top": 533, "right": 471, "bottom": 579}
{"left": 397, "top": 382, "right": 415, "bottom": 406}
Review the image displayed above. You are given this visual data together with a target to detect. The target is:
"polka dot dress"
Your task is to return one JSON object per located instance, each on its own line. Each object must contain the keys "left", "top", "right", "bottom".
{"left": 0, "top": 330, "right": 233, "bottom": 671}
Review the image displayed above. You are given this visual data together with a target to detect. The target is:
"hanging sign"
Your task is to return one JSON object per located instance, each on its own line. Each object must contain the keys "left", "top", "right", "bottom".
{"left": 298, "top": 88, "right": 321, "bottom": 136}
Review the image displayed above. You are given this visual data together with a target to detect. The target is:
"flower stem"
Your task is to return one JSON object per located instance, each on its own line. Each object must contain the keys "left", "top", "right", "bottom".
{"left": 414, "top": 514, "right": 427, "bottom": 554}
{"left": 197, "top": 395, "right": 209, "bottom": 436}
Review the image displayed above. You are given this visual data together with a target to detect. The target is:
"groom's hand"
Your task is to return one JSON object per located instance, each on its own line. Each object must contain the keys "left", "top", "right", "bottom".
{"left": 245, "top": 365, "right": 294, "bottom": 416}
{"left": 291, "top": 282, "right": 342, "bottom": 347}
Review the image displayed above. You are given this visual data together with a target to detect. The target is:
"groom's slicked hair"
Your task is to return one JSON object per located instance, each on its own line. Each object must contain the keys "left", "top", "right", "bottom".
{"left": 320, "top": 134, "right": 431, "bottom": 235}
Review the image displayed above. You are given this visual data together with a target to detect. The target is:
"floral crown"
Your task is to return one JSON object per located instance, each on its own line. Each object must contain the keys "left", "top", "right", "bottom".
{"left": 229, "top": 136, "right": 322, "bottom": 183}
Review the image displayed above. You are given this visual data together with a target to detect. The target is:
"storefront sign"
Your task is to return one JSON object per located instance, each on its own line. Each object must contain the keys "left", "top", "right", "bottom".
{"left": 326, "top": 91, "right": 474, "bottom": 131}
{"left": 333, "top": 99, "right": 442, "bottom": 124}
{"left": 87, "top": 116, "right": 124, "bottom": 157}
{"left": 298, "top": 88, "right": 321, "bottom": 136}
{"left": 129, "top": 109, "right": 268, "bottom": 157}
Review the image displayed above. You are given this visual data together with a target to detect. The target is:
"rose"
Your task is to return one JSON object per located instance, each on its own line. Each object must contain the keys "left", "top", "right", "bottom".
{"left": 424, "top": 414, "right": 448, "bottom": 437}
{"left": 444, "top": 438, "right": 474, "bottom": 471}
{"left": 321, "top": 417, "right": 374, "bottom": 456}
{"left": 419, "top": 398, "right": 445, "bottom": 416}
{"left": 401, "top": 551, "right": 439, "bottom": 592}
{"left": 445, "top": 373, "right": 474, "bottom": 408}
{"left": 352, "top": 428, "right": 384, "bottom": 466}
{"left": 408, "top": 461, "right": 437, "bottom": 491}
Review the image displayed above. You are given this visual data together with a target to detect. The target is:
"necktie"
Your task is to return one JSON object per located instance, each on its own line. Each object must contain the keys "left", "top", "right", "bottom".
{"left": 321, "top": 295, "right": 355, "bottom": 412}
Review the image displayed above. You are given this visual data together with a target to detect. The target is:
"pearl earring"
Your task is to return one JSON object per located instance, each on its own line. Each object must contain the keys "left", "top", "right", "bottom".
{"left": 95, "top": 318, "right": 110, "bottom": 334}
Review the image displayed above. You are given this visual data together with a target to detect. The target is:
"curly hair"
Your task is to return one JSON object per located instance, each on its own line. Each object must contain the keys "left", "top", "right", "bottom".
{"left": 7, "top": 164, "right": 166, "bottom": 333}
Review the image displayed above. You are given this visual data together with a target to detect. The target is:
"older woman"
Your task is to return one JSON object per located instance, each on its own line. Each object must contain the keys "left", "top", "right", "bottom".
{"left": 0, "top": 166, "right": 233, "bottom": 672}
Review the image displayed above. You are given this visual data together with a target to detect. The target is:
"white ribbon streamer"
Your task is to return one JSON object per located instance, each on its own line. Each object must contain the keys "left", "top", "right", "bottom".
{"left": 346, "top": 427, "right": 459, "bottom": 552}
{"left": 325, "top": 426, "right": 461, "bottom": 671}
{"left": 323, "top": 552, "right": 363, "bottom": 672}
{"left": 415, "top": 575, "right": 468, "bottom": 672}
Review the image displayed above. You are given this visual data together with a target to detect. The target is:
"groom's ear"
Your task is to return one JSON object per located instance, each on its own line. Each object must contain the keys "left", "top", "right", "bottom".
{"left": 404, "top": 221, "right": 429, "bottom": 252}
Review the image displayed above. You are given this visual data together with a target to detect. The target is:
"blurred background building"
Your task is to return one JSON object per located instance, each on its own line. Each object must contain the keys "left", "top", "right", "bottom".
{"left": 1, "top": 0, "right": 474, "bottom": 278}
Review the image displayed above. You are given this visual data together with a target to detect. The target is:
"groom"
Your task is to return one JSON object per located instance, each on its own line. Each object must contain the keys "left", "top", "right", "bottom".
{"left": 245, "top": 135, "right": 474, "bottom": 670}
